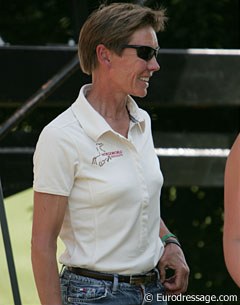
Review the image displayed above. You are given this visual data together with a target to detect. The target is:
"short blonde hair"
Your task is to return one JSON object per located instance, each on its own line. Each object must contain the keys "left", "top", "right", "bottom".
{"left": 78, "top": 3, "right": 167, "bottom": 75}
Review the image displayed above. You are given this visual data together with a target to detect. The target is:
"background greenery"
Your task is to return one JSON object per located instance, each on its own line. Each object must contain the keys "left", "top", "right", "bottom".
{"left": 0, "top": 0, "right": 240, "bottom": 304}
{"left": 0, "top": 0, "right": 239, "bottom": 48}
{"left": 0, "top": 189, "right": 64, "bottom": 305}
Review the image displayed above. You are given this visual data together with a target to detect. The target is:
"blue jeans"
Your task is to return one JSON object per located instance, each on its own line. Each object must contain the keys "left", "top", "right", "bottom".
{"left": 60, "top": 268, "right": 167, "bottom": 305}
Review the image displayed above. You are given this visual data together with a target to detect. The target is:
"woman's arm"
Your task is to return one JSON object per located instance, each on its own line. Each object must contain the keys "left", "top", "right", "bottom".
{"left": 158, "top": 218, "right": 189, "bottom": 294}
{"left": 31, "top": 191, "right": 68, "bottom": 305}
{"left": 223, "top": 134, "right": 240, "bottom": 287}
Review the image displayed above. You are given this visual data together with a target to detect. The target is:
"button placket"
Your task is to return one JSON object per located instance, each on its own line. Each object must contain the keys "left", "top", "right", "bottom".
{"left": 123, "top": 137, "right": 150, "bottom": 252}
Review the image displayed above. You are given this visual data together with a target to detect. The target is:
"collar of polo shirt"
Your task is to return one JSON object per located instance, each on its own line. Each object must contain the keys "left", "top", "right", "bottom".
{"left": 71, "top": 84, "right": 145, "bottom": 142}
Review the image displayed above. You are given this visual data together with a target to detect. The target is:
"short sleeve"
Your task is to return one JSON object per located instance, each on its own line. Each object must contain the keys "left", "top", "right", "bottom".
{"left": 33, "top": 125, "right": 78, "bottom": 196}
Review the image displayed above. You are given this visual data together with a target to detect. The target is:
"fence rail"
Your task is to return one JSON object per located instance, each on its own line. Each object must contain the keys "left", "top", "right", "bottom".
{"left": 0, "top": 46, "right": 238, "bottom": 194}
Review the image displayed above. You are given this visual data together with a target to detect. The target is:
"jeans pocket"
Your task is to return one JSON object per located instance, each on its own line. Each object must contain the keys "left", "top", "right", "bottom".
{"left": 67, "top": 279, "right": 108, "bottom": 304}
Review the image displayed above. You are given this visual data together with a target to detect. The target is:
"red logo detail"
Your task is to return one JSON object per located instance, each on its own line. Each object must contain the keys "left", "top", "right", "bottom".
{"left": 92, "top": 143, "right": 123, "bottom": 167}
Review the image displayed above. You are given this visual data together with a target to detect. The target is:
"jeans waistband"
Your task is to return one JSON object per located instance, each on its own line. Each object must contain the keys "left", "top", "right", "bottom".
{"left": 67, "top": 267, "right": 158, "bottom": 286}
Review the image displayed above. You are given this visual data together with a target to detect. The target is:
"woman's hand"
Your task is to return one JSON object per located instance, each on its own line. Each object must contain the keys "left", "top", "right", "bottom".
{"left": 158, "top": 243, "right": 189, "bottom": 294}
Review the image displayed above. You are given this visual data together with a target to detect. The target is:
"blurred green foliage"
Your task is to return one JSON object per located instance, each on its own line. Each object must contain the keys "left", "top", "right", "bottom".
{"left": 0, "top": 0, "right": 73, "bottom": 44}
{"left": 161, "top": 186, "right": 240, "bottom": 303}
{"left": 0, "top": 0, "right": 239, "bottom": 48}
{"left": 159, "top": 0, "right": 240, "bottom": 48}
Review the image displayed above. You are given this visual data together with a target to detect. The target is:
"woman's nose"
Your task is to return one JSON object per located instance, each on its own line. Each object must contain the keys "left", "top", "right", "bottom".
{"left": 148, "top": 56, "right": 160, "bottom": 72}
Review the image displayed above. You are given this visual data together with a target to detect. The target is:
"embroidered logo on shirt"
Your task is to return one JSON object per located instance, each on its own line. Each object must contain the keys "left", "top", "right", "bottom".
{"left": 92, "top": 143, "right": 123, "bottom": 167}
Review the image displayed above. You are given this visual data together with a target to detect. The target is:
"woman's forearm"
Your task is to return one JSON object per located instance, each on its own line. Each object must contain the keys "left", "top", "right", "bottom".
{"left": 31, "top": 192, "right": 67, "bottom": 305}
{"left": 224, "top": 237, "right": 240, "bottom": 287}
{"left": 31, "top": 241, "right": 62, "bottom": 305}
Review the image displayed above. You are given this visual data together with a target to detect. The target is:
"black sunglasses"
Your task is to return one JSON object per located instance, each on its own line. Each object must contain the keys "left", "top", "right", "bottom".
{"left": 121, "top": 44, "right": 160, "bottom": 61}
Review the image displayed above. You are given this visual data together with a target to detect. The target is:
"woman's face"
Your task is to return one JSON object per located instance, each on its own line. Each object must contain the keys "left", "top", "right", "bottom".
{"left": 109, "top": 26, "right": 160, "bottom": 98}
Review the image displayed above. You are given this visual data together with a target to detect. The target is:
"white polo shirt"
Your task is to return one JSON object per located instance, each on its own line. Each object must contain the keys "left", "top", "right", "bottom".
{"left": 33, "top": 84, "right": 164, "bottom": 275}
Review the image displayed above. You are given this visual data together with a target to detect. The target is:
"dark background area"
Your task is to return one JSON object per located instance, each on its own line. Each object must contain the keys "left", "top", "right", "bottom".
{"left": 0, "top": 0, "right": 240, "bottom": 49}
{"left": 0, "top": 0, "right": 240, "bottom": 303}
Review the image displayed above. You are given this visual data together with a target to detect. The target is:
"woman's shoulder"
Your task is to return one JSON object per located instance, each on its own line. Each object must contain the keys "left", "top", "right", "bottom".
{"left": 229, "top": 134, "right": 240, "bottom": 156}
{"left": 40, "top": 107, "right": 80, "bottom": 139}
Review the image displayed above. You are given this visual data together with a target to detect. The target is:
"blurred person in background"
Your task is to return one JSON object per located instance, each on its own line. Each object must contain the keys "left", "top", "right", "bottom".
{"left": 224, "top": 134, "right": 240, "bottom": 288}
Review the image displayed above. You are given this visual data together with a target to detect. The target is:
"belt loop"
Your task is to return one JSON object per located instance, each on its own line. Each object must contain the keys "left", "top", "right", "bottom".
{"left": 112, "top": 274, "right": 119, "bottom": 294}
{"left": 140, "top": 284, "right": 146, "bottom": 305}
{"left": 154, "top": 267, "right": 160, "bottom": 281}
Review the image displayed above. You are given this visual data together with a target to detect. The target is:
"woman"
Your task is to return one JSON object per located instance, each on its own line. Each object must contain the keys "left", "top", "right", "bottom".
{"left": 224, "top": 134, "right": 240, "bottom": 287}
{"left": 31, "top": 3, "right": 189, "bottom": 305}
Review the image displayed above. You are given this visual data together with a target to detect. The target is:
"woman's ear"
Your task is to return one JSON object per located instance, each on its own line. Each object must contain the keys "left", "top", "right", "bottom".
{"left": 96, "top": 44, "right": 111, "bottom": 67}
